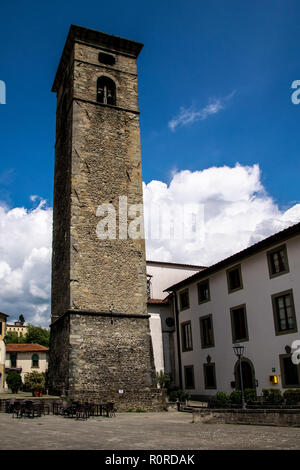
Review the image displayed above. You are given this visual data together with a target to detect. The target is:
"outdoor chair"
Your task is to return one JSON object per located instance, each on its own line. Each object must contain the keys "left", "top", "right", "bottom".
{"left": 104, "top": 402, "right": 116, "bottom": 418}
{"left": 38, "top": 400, "right": 50, "bottom": 415}
{"left": 52, "top": 400, "right": 63, "bottom": 415}
{"left": 12, "top": 401, "right": 23, "bottom": 419}
{"left": 22, "top": 400, "right": 35, "bottom": 418}
{"left": 75, "top": 402, "right": 89, "bottom": 420}
{"left": 6, "top": 399, "right": 15, "bottom": 413}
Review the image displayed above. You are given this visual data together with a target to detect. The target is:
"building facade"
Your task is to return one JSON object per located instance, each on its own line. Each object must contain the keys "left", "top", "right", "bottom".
{"left": 5, "top": 344, "right": 49, "bottom": 385}
{"left": 0, "top": 313, "right": 8, "bottom": 393}
{"left": 6, "top": 321, "right": 27, "bottom": 338}
{"left": 167, "top": 223, "right": 300, "bottom": 398}
{"left": 146, "top": 261, "right": 203, "bottom": 383}
{"left": 48, "top": 25, "right": 161, "bottom": 409}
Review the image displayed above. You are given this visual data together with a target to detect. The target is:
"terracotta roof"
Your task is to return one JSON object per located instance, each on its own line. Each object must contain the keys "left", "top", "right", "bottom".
{"left": 165, "top": 221, "right": 300, "bottom": 292}
{"left": 146, "top": 260, "right": 205, "bottom": 269}
{"left": 147, "top": 298, "right": 170, "bottom": 305}
{"left": 6, "top": 344, "right": 49, "bottom": 352}
{"left": 0, "top": 312, "right": 9, "bottom": 317}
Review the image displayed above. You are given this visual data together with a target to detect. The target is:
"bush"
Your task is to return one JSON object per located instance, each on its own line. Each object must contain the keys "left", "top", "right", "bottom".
{"left": 6, "top": 372, "right": 23, "bottom": 393}
{"left": 24, "top": 371, "right": 46, "bottom": 393}
{"left": 156, "top": 370, "right": 171, "bottom": 389}
{"left": 262, "top": 388, "right": 283, "bottom": 404}
{"left": 244, "top": 388, "right": 257, "bottom": 404}
{"left": 168, "top": 389, "right": 190, "bottom": 402}
{"left": 215, "top": 392, "right": 230, "bottom": 406}
{"left": 168, "top": 391, "right": 179, "bottom": 402}
{"left": 230, "top": 390, "right": 242, "bottom": 404}
{"left": 283, "top": 389, "right": 300, "bottom": 405}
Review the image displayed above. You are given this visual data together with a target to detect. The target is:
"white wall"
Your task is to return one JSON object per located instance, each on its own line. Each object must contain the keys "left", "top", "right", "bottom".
{"left": 177, "top": 235, "right": 300, "bottom": 397}
{"left": 5, "top": 351, "right": 48, "bottom": 385}
{"left": 147, "top": 262, "right": 201, "bottom": 299}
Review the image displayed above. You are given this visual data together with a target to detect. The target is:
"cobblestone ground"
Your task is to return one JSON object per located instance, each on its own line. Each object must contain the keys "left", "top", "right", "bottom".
{"left": 1, "top": 411, "right": 300, "bottom": 450}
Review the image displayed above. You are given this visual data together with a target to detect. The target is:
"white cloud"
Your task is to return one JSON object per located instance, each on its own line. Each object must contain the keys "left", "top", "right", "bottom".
{"left": 0, "top": 200, "right": 52, "bottom": 327}
{"left": 1, "top": 163, "right": 299, "bottom": 326}
{"left": 143, "top": 164, "right": 300, "bottom": 266}
{"left": 168, "top": 92, "right": 235, "bottom": 131}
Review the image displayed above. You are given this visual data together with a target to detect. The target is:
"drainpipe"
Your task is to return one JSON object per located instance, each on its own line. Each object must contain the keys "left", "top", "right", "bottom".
{"left": 172, "top": 290, "right": 183, "bottom": 390}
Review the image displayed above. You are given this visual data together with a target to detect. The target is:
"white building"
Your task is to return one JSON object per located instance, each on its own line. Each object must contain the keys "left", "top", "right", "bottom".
{"left": 146, "top": 260, "right": 204, "bottom": 381}
{"left": 166, "top": 222, "right": 300, "bottom": 398}
{"left": 5, "top": 344, "right": 49, "bottom": 386}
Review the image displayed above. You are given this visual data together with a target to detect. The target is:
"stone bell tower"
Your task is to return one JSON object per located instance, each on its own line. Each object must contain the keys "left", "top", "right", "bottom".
{"left": 48, "top": 25, "right": 162, "bottom": 409}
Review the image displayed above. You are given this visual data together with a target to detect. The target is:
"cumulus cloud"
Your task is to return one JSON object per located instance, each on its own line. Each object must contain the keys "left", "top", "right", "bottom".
{"left": 1, "top": 163, "right": 300, "bottom": 326}
{"left": 143, "top": 163, "right": 300, "bottom": 265}
{"left": 0, "top": 199, "right": 52, "bottom": 327}
{"left": 168, "top": 92, "right": 235, "bottom": 131}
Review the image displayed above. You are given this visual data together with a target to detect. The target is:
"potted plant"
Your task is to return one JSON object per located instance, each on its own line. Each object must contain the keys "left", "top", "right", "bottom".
{"left": 6, "top": 371, "right": 23, "bottom": 394}
{"left": 24, "top": 371, "right": 46, "bottom": 397}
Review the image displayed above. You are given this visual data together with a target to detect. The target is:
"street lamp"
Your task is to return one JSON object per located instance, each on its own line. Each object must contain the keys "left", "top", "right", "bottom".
{"left": 233, "top": 344, "right": 246, "bottom": 409}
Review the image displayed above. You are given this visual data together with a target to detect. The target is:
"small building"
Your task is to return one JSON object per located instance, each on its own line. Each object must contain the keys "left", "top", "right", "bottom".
{"left": 6, "top": 318, "right": 27, "bottom": 338}
{"left": 5, "top": 344, "right": 49, "bottom": 386}
{"left": 0, "top": 312, "right": 9, "bottom": 393}
{"left": 166, "top": 222, "right": 300, "bottom": 399}
{"left": 146, "top": 260, "right": 204, "bottom": 382}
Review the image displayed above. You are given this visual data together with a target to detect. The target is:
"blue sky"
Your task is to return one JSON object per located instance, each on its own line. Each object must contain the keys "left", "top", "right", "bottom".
{"left": 0, "top": 0, "right": 300, "bottom": 210}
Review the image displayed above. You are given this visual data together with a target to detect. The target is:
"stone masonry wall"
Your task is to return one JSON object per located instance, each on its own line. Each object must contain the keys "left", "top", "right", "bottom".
{"left": 49, "top": 27, "right": 161, "bottom": 409}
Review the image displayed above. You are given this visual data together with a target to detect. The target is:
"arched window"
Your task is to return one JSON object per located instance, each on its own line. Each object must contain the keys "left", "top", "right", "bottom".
{"left": 96, "top": 77, "right": 116, "bottom": 106}
{"left": 32, "top": 354, "right": 39, "bottom": 368}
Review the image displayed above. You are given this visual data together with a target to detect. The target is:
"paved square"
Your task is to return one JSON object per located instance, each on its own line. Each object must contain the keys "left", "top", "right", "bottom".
{"left": 1, "top": 410, "right": 300, "bottom": 450}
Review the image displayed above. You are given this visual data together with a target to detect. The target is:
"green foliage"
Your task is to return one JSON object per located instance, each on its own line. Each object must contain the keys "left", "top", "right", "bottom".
{"left": 262, "top": 388, "right": 283, "bottom": 404}
{"left": 6, "top": 324, "right": 50, "bottom": 347}
{"left": 24, "top": 371, "right": 46, "bottom": 392}
{"left": 24, "top": 324, "right": 50, "bottom": 347}
{"left": 230, "top": 390, "right": 242, "bottom": 404}
{"left": 244, "top": 388, "right": 257, "bottom": 403}
{"left": 135, "top": 408, "right": 147, "bottom": 412}
{"left": 6, "top": 372, "right": 23, "bottom": 392}
{"left": 168, "top": 390, "right": 179, "bottom": 402}
{"left": 168, "top": 389, "right": 190, "bottom": 402}
{"left": 6, "top": 331, "right": 25, "bottom": 344}
{"left": 156, "top": 370, "right": 171, "bottom": 389}
{"left": 283, "top": 389, "right": 300, "bottom": 405}
{"left": 215, "top": 392, "right": 230, "bottom": 406}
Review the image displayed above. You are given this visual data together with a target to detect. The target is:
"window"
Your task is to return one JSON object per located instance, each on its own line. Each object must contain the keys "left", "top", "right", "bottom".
{"left": 198, "top": 279, "right": 210, "bottom": 304}
{"left": 181, "top": 321, "right": 193, "bottom": 352}
{"left": 227, "top": 265, "right": 243, "bottom": 293}
{"left": 146, "top": 278, "right": 151, "bottom": 299}
{"left": 267, "top": 245, "right": 289, "bottom": 278}
{"left": 179, "top": 289, "right": 190, "bottom": 311}
{"left": 200, "top": 315, "right": 215, "bottom": 348}
{"left": 184, "top": 365, "right": 195, "bottom": 389}
{"left": 32, "top": 354, "right": 39, "bottom": 368}
{"left": 280, "top": 354, "right": 300, "bottom": 388}
{"left": 230, "top": 304, "right": 249, "bottom": 343}
{"left": 98, "top": 52, "right": 115, "bottom": 66}
{"left": 272, "top": 290, "right": 297, "bottom": 335}
{"left": 96, "top": 77, "right": 116, "bottom": 105}
{"left": 0, "top": 321, "right": 2, "bottom": 335}
{"left": 203, "top": 363, "right": 217, "bottom": 389}
{"left": 10, "top": 353, "right": 17, "bottom": 368}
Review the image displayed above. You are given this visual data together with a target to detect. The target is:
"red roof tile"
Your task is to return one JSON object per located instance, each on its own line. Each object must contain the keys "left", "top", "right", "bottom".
{"left": 6, "top": 344, "right": 49, "bottom": 352}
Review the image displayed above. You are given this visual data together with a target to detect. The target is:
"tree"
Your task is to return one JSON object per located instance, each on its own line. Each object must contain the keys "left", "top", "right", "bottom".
{"left": 24, "top": 324, "right": 50, "bottom": 347}
{"left": 24, "top": 371, "right": 46, "bottom": 393}
{"left": 6, "top": 372, "right": 23, "bottom": 393}
{"left": 6, "top": 331, "right": 25, "bottom": 344}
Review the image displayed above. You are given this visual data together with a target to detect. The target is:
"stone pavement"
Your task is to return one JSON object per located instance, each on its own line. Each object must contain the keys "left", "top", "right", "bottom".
{"left": 0, "top": 410, "right": 300, "bottom": 450}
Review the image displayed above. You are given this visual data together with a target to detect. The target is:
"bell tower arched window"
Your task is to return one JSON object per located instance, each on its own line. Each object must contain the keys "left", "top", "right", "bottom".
{"left": 96, "top": 77, "right": 116, "bottom": 106}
